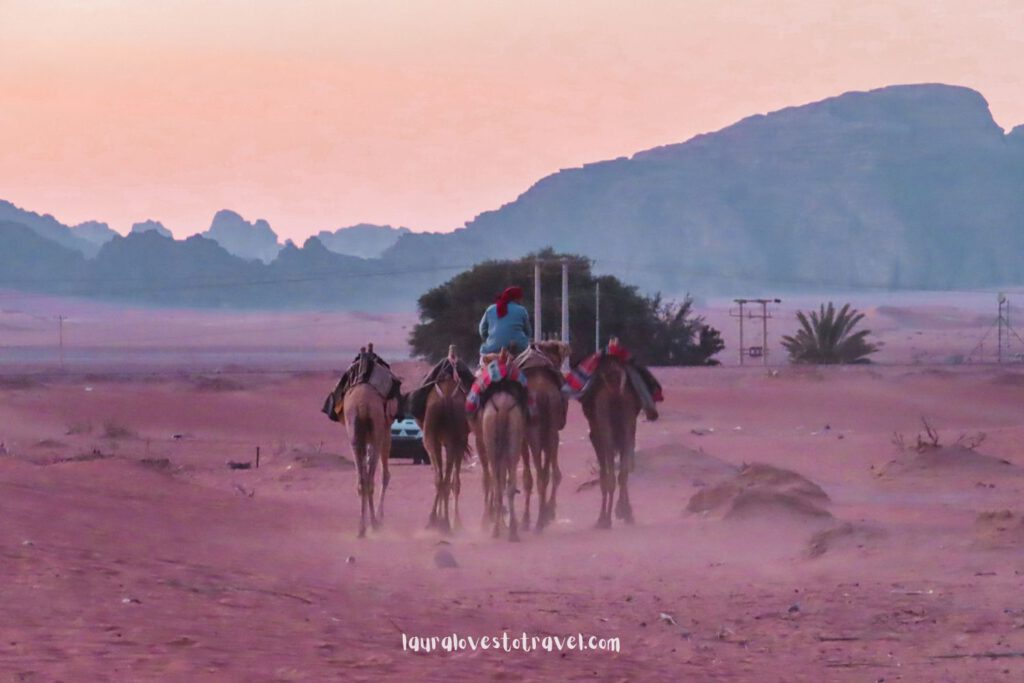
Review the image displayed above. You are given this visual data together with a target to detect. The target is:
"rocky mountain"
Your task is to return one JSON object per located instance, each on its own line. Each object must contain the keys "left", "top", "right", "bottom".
{"left": 72, "top": 221, "right": 118, "bottom": 248}
{"left": 3, "top": 83, "right": 1023, "bottom": 308}
{"left": 129, "top": 220, "right": 173, "bottom": 238}
{"left": 315, "top": 224, "right": 410, "bottom": 259}
{"left": 384, "top": 83, "right": 1024, "bottom": 294}
{"left": 0, "top": 220, "right": 86, "bottom": 289}
{"left": 201, "top": 209, "right": 282, "bottom": 263}
{"left": 0, "top": 200, "right": 98, "bottom": 257}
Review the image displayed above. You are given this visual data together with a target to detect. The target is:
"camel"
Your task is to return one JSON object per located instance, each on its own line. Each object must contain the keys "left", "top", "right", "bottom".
{"left": 418, "top": 345, "right": 471, "bottom": 532}
{"left": 476, "top": 348, "right": 528, "bottom": 541}
{"left": 516, "top": 341, "right": 570, "bottom": 532}
{"left": 325, "top": 344, "right": 397, "bottom": 538}
{"left": 580, "top": 344, "right": 644, "bottom": 529}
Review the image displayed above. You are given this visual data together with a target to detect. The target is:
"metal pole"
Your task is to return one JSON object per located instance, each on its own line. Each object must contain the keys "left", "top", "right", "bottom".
{"left": 58, "top": 314, "right": 65, "bottom": 368}
{"left": 738, "top": 302, "right": 745, "bottom": 366}
{"left": 761, "top": 301, "right": 768, "bottom": 367}
{"left": 998, "top": 293, "right": 1005, "bottom": 364}
{"left": 560, "top": 258, "right": 569, "bottom": 345}
{"left": 533, "top": 260, "right": 542, "bottom": 343}
{"left": 595, "top": 280, "right": 601, "bottom": 353}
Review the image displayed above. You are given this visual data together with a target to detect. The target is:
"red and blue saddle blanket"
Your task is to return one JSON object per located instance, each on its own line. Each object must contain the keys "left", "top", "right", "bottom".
{"left": 466, "top": 357, "right": 532, "bottom": 416}
{"left": 563, "top": 343, "right": 664, "bottom": 417}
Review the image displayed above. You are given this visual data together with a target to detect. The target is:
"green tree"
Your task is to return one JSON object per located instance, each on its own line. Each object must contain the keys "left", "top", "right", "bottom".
{"left": 409, "top": 249, "right": 724, "bottom": 366}
{"left": 781, "top": 302, "right": 879, "bottom": 364}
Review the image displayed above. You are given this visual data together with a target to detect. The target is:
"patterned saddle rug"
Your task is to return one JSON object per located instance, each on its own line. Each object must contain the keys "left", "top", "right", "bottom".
{"left": 466, "top": 356, "right": 531, "bottom": 417}
{"left": 322, "top": 348, "right": 402, "bottom": 423}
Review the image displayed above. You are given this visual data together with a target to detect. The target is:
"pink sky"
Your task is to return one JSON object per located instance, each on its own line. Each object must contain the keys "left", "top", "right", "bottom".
{"left": 1, "top": 0, "right": 1022, "bottom": 243}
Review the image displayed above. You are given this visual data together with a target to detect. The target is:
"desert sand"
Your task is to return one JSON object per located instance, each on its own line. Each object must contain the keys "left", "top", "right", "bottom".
{"left": 2, "top": 292, "right": 1024, "bottom": 681}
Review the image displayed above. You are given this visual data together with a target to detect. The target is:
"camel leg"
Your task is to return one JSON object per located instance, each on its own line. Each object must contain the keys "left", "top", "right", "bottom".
{"left": 378, "top": 432, "right": 391, "bottom": 521}
{"left": 350, "top": 432, "right": 370, "bottom": 540}
{"left": 615, "top": 420, "right": 637, "bottom": 524}
{"left": 492, "top": 459, "right": 505, "bottom": 539}
{"left": 520, "top": 440, "right": 533, "bottom": 531}
{"left": 589, "top": 429, "right": 613, "bottom": 529}
{"left": 532, "top": 438, "right": 548, "bottom": 532}
{"left": 541, "top": 434, "right": 560, "bottom": 529}
{"left": 475, "top": 429, "right": 493, "bottom": 530}
{"left": 450, "top": 435, "right": 465, "bottom": 530}
{"left": 507, "top": 457, "right": 520, "bottom": 542}
{"left": 425, "top": 429, "right": 444, "bottom": 528}
{"left": 366, "top": 443, "right": 380, "bottom": 530}
{"left": 440, "top": 442, "right": 457, "bottom": 534}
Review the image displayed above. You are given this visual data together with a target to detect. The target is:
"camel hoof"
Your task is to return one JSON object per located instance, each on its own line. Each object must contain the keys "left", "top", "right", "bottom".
{"left": 594, "top": 518, "right": 612, "bottom": 530}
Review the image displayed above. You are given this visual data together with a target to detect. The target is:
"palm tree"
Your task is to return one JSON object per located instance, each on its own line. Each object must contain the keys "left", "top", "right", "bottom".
{"left": 781, "top": 302, "right": 879, "bottom": 364}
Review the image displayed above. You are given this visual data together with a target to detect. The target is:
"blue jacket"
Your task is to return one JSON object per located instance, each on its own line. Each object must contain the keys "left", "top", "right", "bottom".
{"left": 479, "top": 302, "right": 532, "bottom": 355}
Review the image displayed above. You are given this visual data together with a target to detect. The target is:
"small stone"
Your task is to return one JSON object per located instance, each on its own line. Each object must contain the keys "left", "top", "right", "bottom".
{"left": 434, "top": 549, "right": 458, "bottom": 569}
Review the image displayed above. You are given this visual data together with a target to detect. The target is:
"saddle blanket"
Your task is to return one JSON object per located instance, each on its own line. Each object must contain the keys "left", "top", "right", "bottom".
{"left": 465, "top": 357, "right": 532, "bottom": 416}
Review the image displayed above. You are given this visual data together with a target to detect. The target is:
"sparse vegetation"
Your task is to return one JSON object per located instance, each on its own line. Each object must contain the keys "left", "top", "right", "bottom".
{"left": 781, "top": 302, "right": 879, "bottom": 364}
{"left": 102, "top": 421, "right": 137, "bottom": 440}
{"left": 891, "top": 417, "right": 986, "bottom": 453}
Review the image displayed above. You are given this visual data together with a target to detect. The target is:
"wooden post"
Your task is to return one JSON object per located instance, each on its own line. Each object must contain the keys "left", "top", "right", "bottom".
{"left": 256, "top": 446, "right": 260, "bottom": 469}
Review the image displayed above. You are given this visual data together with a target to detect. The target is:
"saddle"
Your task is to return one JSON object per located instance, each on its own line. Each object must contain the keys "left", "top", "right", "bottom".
{"left": 563, "top": 339, "right": 663, "bottom": 420}
{"left": 466, "top": 351, "right": 531, "bottom": 416}
{"left": 407, "top": 349, "right": 476, "bottom": 423}
{"left": 321, "top": 344, "right": 402, "bottom": 423}
{"left": 515, "top": 342, "right": 569, "bottom": 429}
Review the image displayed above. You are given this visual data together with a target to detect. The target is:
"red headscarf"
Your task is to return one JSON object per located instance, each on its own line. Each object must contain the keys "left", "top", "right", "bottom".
{"left": 495, "top": 286, "right": 523, "bottom": 318}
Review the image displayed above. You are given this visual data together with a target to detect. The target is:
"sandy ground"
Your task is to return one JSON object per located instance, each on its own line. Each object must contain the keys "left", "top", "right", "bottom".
{"left": 2, "top": 294, "right": 1024, "bottom": 681}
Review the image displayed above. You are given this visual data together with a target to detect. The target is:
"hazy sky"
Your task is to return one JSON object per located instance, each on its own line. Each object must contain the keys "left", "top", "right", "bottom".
{"left": 1, "top": 0, "right": 1022, "bottom": 242}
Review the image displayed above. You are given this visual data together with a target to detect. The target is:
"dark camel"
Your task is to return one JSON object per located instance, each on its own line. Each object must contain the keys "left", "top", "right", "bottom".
{"left": 517, "top": 341, "right": 570, "bottom": 532}
{"left": 580, "top": 345, "right": 643, "bottom": 529}
{"left": 419, "top": 346, "right": 471, "bottom": 532}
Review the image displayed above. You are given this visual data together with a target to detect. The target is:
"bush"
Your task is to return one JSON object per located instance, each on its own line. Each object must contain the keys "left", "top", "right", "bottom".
{"left": 781, "top": 302, "right": 879, "bottom": 364}
{"left": 409, "top": 249, "right": 724, "bottom": 366}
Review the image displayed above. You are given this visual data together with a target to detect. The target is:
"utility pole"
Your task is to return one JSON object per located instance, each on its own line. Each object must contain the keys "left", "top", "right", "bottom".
{"left": 733, "top": 300, "right": 746, "bottom": 366}
{"left": 998, "top": 293, "right": 1008, "bottom": 364}
{"left": 560, "top": 258, "right": 569, "bottom": 345}
{"left": 57, "top": 314, "right": 65, "bottom": 368}
{"left": 732, "top": 299, "right": 781, "bottom": 366}
{"left": 595, "top": 280, "right": 601, "bottom": 353}
{"left": 533, "top": 260, "right": 542, "bottom": 343}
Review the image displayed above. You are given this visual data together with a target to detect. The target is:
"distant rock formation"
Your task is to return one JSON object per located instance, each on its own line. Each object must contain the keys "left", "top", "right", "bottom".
{"left": 201, "top": 209, "right": 282, "bottom": 263}
{"left": 0, "top": 199, "right": 97, "bottom": 256}
{"left": 385, "top": 83, "right": 1024, "bottom": 294}
{"left": 3, "top": 83, "right": 1024, "bottom": 308}
{"left": 72, "top": 221, "right": 118, "bottom": 247}
{"left": 316, "top": 224, "right": 411, "bottom": 259}
{"left": 129, "top": 220, "right": 173, "bottom": 238}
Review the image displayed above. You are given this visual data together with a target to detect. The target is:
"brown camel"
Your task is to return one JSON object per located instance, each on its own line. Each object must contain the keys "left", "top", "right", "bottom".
{"left": 580, "top": 346, "right": 643, "bottom": 529}
{"left": 478, "top": 348, "right": 528, "bottom": 541}
{"left": 516, "top": 341, "right": 570, "bottom": 532}
{"left": 327, "top": 345, "right": 397, "bottom": 538}
{"left": 418, "top": 346, "right": 471, "bottom": 532}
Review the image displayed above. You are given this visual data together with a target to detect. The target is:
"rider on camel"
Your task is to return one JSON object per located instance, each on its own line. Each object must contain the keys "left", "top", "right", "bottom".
{"left": 479, "top": 286, "right": 532, "bottom": 356}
